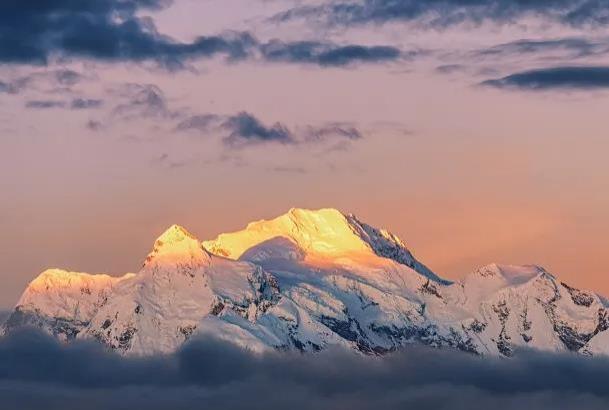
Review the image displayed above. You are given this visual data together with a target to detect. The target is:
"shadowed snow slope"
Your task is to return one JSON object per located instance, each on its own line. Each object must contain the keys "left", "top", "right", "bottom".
{"left": 4, "top": 208, "right": 609, "bottom": 357}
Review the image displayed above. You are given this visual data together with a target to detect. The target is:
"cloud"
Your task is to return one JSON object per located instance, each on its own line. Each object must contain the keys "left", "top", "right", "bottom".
{"left": 436, "top": 64, "right": 467, "bottom": 74}
{"left": 274, "top": 0, "right": 609, "bottom": 28}
{"left": 305, "top": 123, "right": 364, "bottom": 142}
{"left": 178, "top": 113, "right": 366, "bottom": 147}
{"left": 222, "top": 112, "right": 295, "bottom": 145}
{"left": 0, "top": 69, "right": 86, "bottom": 96}
{"left": 24, "top": 98, "right": 103, "bottom": 110}
{"left": 86, "top": 120, "right": 104, "bottom": 131}
{"left": 260, "top": 40, "right": 403, "bottom": 66}
{"left": 112, "top": 83, "right": 175, "bottom": 118}
{"left": 0, "top": 1, "right": 254, "bottom": 67}
{"left": 25, "top": 100, "right": 66, "bottom": 109}
{"left": 71, "top": 98, "right": 104, "bottom": 110}
{"left": 0, "top": 77, "right": 32, "bottom": 95}
{"left": 0, "top": 81, "right": 16, "bottom": 94}
{"left": 177, "top": 112, "right": 295, "bottom": 146}
{"left": 481, "top": 66, "right": 609, "bottom": 90}
{"left": 54, "top": 69, "right": 85, "bottom": 87}
{"left": 0, "top": 1, "right": 406, "bottom": 70}
{"left": 153, "top": 153, "right": 189, "bottom": 169}
{"left": 475, "top": 37, "right": 609, "bottom": 60}
{"left": 3, "top": 329, "right": 609, "bottom": 410}
{"left": 175, "top": 114, "right": 221, "bottom": 132}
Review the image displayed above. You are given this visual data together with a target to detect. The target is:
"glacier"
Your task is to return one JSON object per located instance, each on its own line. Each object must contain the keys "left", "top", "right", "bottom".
{"left": 4, "top": 208, "right": 609, "bottom": 357}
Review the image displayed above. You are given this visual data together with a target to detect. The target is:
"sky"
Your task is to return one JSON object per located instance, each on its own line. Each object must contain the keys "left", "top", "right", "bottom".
{"left": 2, "top": 0, "right": 609, "bottom": 308}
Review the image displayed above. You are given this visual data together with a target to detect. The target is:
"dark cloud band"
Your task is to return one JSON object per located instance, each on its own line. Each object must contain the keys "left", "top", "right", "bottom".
{"left": 261, "top": 41, "right": 403, "bottom": 67}
{"left": 482, "top": 66, "right": 609, "bottom": 90}
{"left": 0, "top": 1, "right": 404, "bottom": 68}
{"left": 275, "top": 0, "right": 609, "bottom": 28}
{"left": 2, "top": 329, "right": 609, "bottom": 410}
{"left": 178, "top": 112, "right": 365, "bottom": 147}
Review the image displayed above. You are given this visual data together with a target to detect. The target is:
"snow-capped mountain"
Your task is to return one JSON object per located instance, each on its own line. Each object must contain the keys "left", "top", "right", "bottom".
{"left": 4, "top": 208, "right": 609, "bottom": 357}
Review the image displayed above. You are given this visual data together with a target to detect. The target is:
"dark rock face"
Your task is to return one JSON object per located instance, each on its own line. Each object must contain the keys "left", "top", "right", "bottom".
{"left": 210, "top": 300, "right": 225, "bottom": 316}
{"left": 4, "top": 307, "right": 86, "bottom": 341}
{"left": 420, "top": 280, "right": 442, "bottom": 298}
{"left": 468, "top": 319, "right": 487, "bottom": 334}
{"left": 118, "top": 327, "right": 137, "bottom": 350}
{"left": 538, "top": 282, "right": 609, "bottom": 352}
{"left": 554, "top": 323, "right": 591, "bottom": 351}
{"left": 101, "top": 319, "right": 113, "bottom": 330}
{"left": 492, "top": 301, "right": 513, "bottom": 357}
{"left": 320, "top": 315, "right": 362, "bottom": 343}
{"left": 179, "top": 325, "right": 196, "bottom": 340}
{"left": 365, "top": 322, "right": 479, "bottom": 355}
{"left": 561, "top": 282, "right": 595, "bottom": 307}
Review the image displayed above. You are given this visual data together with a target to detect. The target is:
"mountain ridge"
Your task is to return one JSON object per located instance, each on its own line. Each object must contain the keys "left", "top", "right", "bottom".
{"left": 4, "top": 207, "right": 609, "bottom": 357}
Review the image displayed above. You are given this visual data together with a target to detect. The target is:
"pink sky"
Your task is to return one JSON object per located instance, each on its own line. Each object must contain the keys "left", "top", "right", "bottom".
{"left": 1, "top": 0, "right": 609, "bottom": 307}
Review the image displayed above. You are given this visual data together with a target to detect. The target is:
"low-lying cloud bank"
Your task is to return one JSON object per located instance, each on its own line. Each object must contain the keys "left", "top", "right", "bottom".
{"left": 2, "top": 328, "right": 609, "bottom": 409}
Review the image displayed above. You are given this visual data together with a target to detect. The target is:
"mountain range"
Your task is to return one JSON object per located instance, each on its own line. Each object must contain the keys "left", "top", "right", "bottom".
{"left": 4, "top": 208, "right": 609, "bottom": 357}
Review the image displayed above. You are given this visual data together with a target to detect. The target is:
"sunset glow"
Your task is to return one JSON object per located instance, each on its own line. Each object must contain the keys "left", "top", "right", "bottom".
{"left": 3, "top": 2, "right": 609, "bottom": 407}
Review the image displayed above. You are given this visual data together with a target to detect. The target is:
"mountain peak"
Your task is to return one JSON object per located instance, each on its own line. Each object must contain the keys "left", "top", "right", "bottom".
{"left": 287, "top": 207, "right": 344, "bottom": 219}
{"left": 465, "top": 263, "right": 551, "bottom": 290}
{"left": 203, "top": 207, "right": 441, "bottom": 281}
{"left": 205, "top": 207, "right": 370, "bottom": 260}
{"left": 26, "top": 269, "right": 118, "bottom": 291}
{"left": 156, "top": 224, "right": 197, "bottom": 244}
{"left": 145, "top": 224, "right": 208, "bottom": 266}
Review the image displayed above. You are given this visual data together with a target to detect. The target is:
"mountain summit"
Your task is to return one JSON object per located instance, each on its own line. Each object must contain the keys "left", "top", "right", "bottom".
{"left": 144, "top": 224, "right": 209, "bottom": 267}
{"left": 4, "top": 208, "right": 609, "bottom": 357}
{"left": 203, "top": 207, "right": 441, "bottom": 281}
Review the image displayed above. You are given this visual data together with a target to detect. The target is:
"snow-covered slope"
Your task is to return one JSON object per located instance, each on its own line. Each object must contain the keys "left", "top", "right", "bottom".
{"left": 4, "top": 208, "right": 609, "bottom": 357}
{"left": 3, "top": 269, "right": 134, "bottom": 341}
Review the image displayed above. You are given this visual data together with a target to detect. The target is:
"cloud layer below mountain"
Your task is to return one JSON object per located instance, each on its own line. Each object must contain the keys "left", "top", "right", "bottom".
{"left": 2, "top": 328, "right": 609, "bottom": 410}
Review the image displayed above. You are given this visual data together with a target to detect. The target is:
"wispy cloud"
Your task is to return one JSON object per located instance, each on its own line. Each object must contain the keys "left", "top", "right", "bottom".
{"left": 178, "top": 112, "right": 366, "bottom": 148}
{"left": 482, "top": 66, "right": 609, "bottom": 90}
{"left": 261, "top": 40, "right": 404, "bottom": 67}
{"left": 474, "top": 37, "right": 609, "bottom": 61}
{"left": 175, "top": 114, "right": 219, "bottom": 131}
{"left": 304, "top": 123, "right": 364, "bottom": 142}
{"left": 222, "top": 112, "right": 295, "bottom": 146}
{"left": 71, "top": 98, "right": 104, "bottom": 110}
{"left": 86, "top": 120, "right": 104, "bottom": 131}
{"left": 54, "top": 69, "right": 85, "bottom": 87}
{"left": 153, "top": 153, "right": 189, "bottom": 169}
{"left": 24, "top": 98, "right": 104, "bottom": 110}
{"left": 112, "top": 83, "right": 177, "bottom": 119}
{"left": 0, "top": 81, "right": 18, "bottom": 94}
{"left": 274, "top": 0, "right": 609, "bottom": 28}
{"left": 25, "top": 100, "right": 67, "bottom": 109}
{"left": 0, "top": 69, "right": 86, "bottom": 96}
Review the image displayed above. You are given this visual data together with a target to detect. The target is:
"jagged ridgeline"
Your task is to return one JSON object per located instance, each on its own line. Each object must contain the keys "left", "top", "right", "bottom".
{"left": 3, "top": 208, "right": 609, "bottom": 356}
